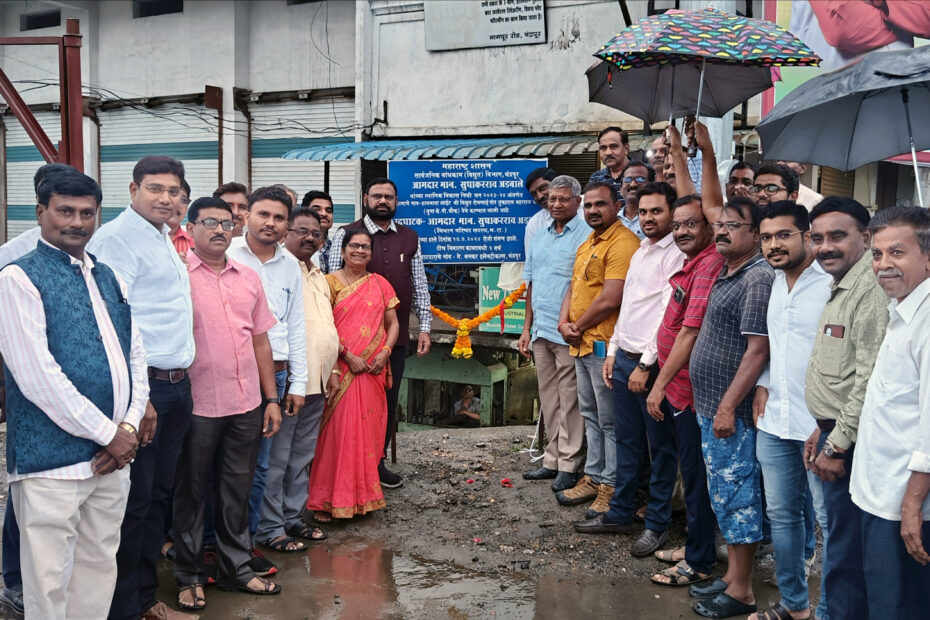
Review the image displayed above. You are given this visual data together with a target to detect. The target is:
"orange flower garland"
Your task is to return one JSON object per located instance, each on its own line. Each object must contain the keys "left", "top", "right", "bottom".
{"left": 431, "top": 283, "right": 526, "bottom": 358}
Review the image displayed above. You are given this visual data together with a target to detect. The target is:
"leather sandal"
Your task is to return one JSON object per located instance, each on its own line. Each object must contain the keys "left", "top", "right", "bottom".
{"left": 178, "top": 584, "right": 206, "bottom": 610}
{"left": 753, "top": 603, "right": 809, "bottom": 620}
{"left": 650, "top": 560, "right": 713, "bottom": 587}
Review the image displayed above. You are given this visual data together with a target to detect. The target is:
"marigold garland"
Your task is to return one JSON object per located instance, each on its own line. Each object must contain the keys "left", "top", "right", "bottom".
{"left": 431, "top": 283, "right": 527, "bottom": 358}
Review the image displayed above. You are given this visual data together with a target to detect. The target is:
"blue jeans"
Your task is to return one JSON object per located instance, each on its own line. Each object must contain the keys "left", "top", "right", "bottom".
{"left": 575, "top": 354, "right": 616, "bottom": 486}
{"left": 757, "top": 430, "right": 813, "bottom": 613}
{"left": 861, "top": 511, "right": 930, "bottom": 620}
{"left": 807, "top": 470, "right": 829, "bottom": 620}
{"left": 818, "top": 434, "right": 866, "bottom": 619}
{"left": 248, "top": 369, "right": 288, "bottom": 537}
{"left": 605, "top": 354, "right": 677, "bottom": 532}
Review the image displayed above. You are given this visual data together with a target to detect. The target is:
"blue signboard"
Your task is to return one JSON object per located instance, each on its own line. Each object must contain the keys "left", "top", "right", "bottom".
{"left": 388, "top": 159, "right": 546, "bottom": 263}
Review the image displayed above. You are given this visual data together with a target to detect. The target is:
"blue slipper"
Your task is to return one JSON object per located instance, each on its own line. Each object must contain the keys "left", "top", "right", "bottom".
{"left": 693, "top": 592, "right": 756, "bottom": 618}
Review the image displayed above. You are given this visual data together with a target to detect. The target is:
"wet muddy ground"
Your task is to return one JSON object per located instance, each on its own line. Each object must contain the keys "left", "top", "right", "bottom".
{"left": 2, "top": 425, "right": 821, "bottom": 619}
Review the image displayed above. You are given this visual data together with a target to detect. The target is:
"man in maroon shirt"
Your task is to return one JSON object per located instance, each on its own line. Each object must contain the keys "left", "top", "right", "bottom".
{"left": 644, "top": 194, "right": 724, "bottom": 587}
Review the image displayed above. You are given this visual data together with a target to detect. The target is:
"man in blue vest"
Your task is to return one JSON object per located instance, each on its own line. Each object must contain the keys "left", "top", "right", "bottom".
{"left": 0, "top": 170, "right": 149, "bottom": 619}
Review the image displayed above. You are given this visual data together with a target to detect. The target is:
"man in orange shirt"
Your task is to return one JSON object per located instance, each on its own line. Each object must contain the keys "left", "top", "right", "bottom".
{"left": 555, "top": 179, "right": 640, "bottom": 518}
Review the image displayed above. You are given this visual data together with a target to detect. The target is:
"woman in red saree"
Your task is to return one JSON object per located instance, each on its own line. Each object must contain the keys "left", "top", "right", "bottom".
{"left": 308, "top": 228, "right": 399, "bottom": 521}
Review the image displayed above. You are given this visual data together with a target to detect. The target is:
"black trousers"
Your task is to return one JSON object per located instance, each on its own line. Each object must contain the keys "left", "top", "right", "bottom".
{"left": 109, "top": 376, "right": 193, "bottom": 620}
{"left": 173, "top": 407, "right": 264, "bottom": 588}
{"left": 383, "top": 345, "right": 408, "bottom": 453}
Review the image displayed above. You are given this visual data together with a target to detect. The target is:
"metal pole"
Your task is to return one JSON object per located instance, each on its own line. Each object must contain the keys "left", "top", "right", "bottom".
{"left": 694, "top": 57, "right": 706, "bottom": 117}
{"left": 668, "top": 64, "right": 676, "bottom": 124}
{"left": 61, "top": 19, "right": 83, "bottom": 171}
{"left": 901, "top": 87, "right": 925, "bottom": 207}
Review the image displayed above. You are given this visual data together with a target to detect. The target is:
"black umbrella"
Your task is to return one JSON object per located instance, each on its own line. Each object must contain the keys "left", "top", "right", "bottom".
{"left": 757, "top": 46, "right": 930, "bottom": 206}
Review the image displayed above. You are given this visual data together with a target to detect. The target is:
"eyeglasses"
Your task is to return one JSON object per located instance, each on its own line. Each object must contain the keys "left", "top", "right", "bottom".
{"left": 760, "top": 230, "right": 803, "bottom": 244}
{"left": 287, "top": 228, "right": 323, "bottom": 239}
{"left": 346, "top": 242, "right": 372, "bottom": 251}
{"left": 180, "top": 196, "right": 191, "bottom": 206}
{"left": 750, "top": 183, "right": 787, "bottom": 195}
{"left": 368, "top": 193, "right": 395, "bottom": 201}
{"left": 711, "top": 221, "right": 753, "bottom": 231}
{"left": 140, "top": 182, "right": 184, "bottom": 198}
{"left": 622, "top": 176, "right": 648, "bottom": 185}
{"left": 195, "top": 218, "right": 235, "bottom": 231}
{"left": 671, "top": 218, "right": 706, "bottom": 231}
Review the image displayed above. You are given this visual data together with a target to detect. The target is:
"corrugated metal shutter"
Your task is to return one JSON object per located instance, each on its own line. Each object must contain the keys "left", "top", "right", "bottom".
{"left": 250, "top": 97, "right": 358, "bottom": 225}
{"left": 3, "top": 110, "right": 62, "bottom": 239}
{"left": 549, "top": 152, "right": 599, "bottom": 186}
{"left": 98, "top": 103, "right": 219, "bottom": 222}
{"left": 820, "top": 166, "right": 855, "bottom": 198}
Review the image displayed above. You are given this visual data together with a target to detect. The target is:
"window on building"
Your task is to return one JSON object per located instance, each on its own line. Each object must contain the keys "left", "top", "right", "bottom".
{"left": 287, "top": 0, "right": 322, "bottom": 5}
{"left": 133, "top": 0, "right": 183, "bottom": 19}
{"left": 20, "top": 9, "right": 61, "bottom": 31}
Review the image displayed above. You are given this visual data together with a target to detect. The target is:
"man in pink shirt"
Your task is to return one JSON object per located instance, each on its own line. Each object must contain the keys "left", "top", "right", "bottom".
{"left": 172, "top": 197, "right": 283, "bottom": 610}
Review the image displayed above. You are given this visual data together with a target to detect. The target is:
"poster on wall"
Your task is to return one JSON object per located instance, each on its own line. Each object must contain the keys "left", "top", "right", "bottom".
{"left": 389, "top": 158, "right": 546, "bottom": 264}
{"left": 765, "top": 1, "right": 929, "bottom": 110}
{"left": 477, "top": 266, "right": 526, "bottom": 334}
{"left": 424, "top": 0, "right": 546, "bottom": 51}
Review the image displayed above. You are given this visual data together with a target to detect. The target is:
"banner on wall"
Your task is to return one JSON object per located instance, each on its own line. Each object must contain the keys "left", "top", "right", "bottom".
{"left": 765, "top": 1, "right": 929, "bottom": 112}
{"left": 389, "top": 159, "right": 546, "bottom": 264}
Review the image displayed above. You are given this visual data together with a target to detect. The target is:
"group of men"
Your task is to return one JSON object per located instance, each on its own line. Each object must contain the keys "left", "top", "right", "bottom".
{"left": 0, "top": 156, "right": 432, "bottom": 619}
{"left": 519, "top": 125, "right": 930, "bottom": 619}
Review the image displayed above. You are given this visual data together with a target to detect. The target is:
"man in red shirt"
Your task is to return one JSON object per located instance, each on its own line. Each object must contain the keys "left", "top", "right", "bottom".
{"left": 644, "top": 194, "right": 724, "bottom": 587}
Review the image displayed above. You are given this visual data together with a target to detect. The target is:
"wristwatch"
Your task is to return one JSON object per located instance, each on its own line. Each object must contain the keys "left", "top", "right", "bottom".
{"left": 821, "top": 440, "right": 845, "bottom": 459}
{"left": 264, "top": 397, "right": 281, "bottom": 405}
{"left": 637, "top": 362, "right": 650, "bottom": 372}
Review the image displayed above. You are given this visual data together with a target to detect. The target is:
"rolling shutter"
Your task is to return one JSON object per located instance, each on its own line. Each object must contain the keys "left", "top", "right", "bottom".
{"left": 250, "top": 97, "right": 358, "bottom": 225}
{"left": 3, "top": 110, "right": 61, "bottom": 238}
{"left": 98, "top": 103, "right": 219, "bottom": 222}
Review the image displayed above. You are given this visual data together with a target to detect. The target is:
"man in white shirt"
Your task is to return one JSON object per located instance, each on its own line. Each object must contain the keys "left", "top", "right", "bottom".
{"left": 752, "top": 202, "right": 831, "bottom": 620}
{"left": 0, "top": 170, "right": 148, "bottom": 619}
{"left": 257, "top": 207, "right": 339, "bottom": 546}
{"left": 88, "top": 156, "right": 198, "bottom": 620}
{"left": 850, "top": 206, "right": 930, "bottom": 619}
{"left": 227, "top": 186, "right": 307, "bottom": 553}
{"left": 777, "top": 161, "right": 824, "bottom": 212}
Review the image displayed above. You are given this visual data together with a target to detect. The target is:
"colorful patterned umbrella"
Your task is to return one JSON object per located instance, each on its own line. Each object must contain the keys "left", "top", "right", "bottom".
{"left": 591, "top": 7, "right": 819, "bottom": 123}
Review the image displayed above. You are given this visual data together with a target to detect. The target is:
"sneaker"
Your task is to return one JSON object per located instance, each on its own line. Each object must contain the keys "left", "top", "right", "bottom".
{"left": 0, "top": 587, "right": 24, "bottom": 617}
{"left": 555, "top": 475, "right": 599, "bottom": 506}
{"left": 247, "top": 547, "right": 278, "bottom": 577}
{"left": 379, "top": 462, "right": 404, "bottom": 489}
{"left": 584, "top": 484, "right": 615, "bottom": 519}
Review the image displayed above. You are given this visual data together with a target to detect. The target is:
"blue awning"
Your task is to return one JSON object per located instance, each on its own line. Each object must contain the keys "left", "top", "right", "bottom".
{"left": 281, "top": 135, "right": 598, "bottom": 161}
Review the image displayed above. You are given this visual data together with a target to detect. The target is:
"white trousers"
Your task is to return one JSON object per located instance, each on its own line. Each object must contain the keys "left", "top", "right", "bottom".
{"left": 11, "top": 468, "right": 131, "bottom": 620}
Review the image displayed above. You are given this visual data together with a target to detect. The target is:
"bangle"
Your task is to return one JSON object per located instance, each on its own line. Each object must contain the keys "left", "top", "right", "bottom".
{"left": 381, "top": 345, "right": 391, "bottom": 354}
{"left": 331, "top": 369, "right": 341, "bottom": 376}
{"left": 119, "top": 422, "right": 136, "bottom": 435}
{"left": 557, "top": 321, "right": 567, "bottom": 329}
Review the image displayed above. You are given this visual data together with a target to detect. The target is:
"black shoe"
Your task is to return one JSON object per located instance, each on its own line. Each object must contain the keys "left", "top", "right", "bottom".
{"left": 689, "top": 577, "right": 728, "bottom": 599}
{"left": 0, "top": 588, "right": 24, "bottom": 617}
{"left": 248, "top": 547, "right": 278, "bottom": 577}
{"left": 572, "top": 514, "right": 637, "bottom": 535}
{"left": 631, "top": 528, "right": 669, "bottom": 557}
{"left": 550, "top": 471, "right": 578, "bottom": 493}
{"left": 379, "top": 462, "right": 404, "bottom": 488}
{"left": 522, "top": 466, "right": 557, "bottom": 480}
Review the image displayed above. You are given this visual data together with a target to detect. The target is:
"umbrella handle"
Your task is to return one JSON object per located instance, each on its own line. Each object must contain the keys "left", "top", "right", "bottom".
{"left": 902, "top": 87, "right": 925, "bottom": 207}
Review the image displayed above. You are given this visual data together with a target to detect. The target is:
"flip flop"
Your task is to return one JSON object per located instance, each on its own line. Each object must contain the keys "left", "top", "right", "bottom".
{"left": 287, "top": 523, "right": 327, "bottom": 541}
{"left": 261, "top": 535, "right": 306, "bottom": 553}
{"left": 311, "top": 511, "right": 333, "bottom": 524}
{"left": 654, "top": 546, "right": 686, "bottom": 564}
{"left": 692, "top": 592, "right": 756, "bottom": 619}
{"left": 650, "top": 560, "right": 714, "bottom": 587}
{"left": 178, "top": 584, "right": 206, "bottom": 610}
{"left": 218, "top": 576, "right": 281, "bottom": 596}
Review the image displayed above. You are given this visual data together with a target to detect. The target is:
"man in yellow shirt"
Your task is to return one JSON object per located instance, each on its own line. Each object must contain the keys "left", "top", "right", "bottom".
{"left": 555, "top": 179, "right": 640, "bottom": 518}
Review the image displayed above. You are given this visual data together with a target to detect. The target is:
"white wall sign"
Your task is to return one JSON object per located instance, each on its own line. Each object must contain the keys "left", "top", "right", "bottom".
{"left": 424, "top": 0, "right": 546, "bottom": 51}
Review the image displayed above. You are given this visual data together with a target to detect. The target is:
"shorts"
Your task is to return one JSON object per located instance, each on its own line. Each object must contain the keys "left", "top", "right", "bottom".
{"left": 697, "top": 414, "right": 763, "bottom": 545}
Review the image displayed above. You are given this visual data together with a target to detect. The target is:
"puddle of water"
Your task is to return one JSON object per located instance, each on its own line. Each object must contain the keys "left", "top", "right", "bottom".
{"left": 156, "top": 537, "right": 809, "bottom": 619}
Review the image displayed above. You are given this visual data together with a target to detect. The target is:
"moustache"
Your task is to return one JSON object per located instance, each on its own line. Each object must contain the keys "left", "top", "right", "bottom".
{"left": 210, "top": 234, "right": 227, "bottom": 242}
{"left": 767, "top": 250, "right": 787, "bottom": 259}
{"left": 877, "top": 267, "right": 904, "bottom": 278}
{"left": 715, "top": 235, "right": 731, "bottom": 244}
{"left": 61, "top": 228, "right": 88, "bottom": 237}
{"left": 675, "top": 234, "right": 694, "bottom": 243}
{"left": 817, "top": 251, "right": 843, "bottom": 261}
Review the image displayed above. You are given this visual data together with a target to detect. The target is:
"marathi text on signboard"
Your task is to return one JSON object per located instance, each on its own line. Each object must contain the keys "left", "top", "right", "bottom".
{"left": 424, "top": 0, "right": 546, "bottom": 52}
{"left": 478, "top": 266, "right": 526, "bottom": 334}
{"left": 389, "top": 159, "right": 546, "bottom": 264}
